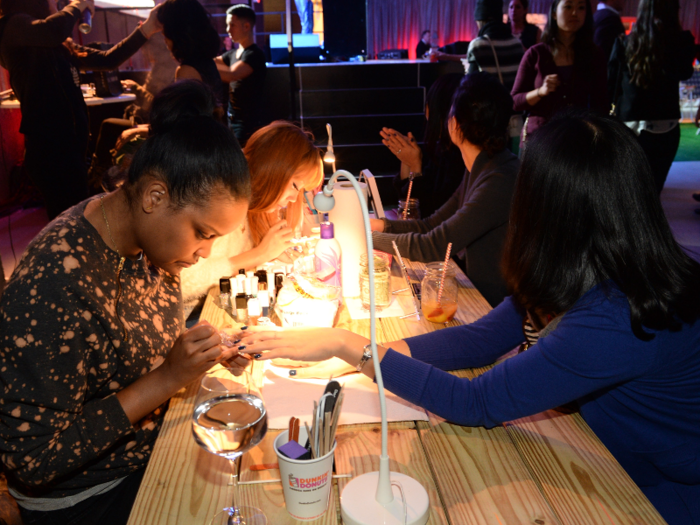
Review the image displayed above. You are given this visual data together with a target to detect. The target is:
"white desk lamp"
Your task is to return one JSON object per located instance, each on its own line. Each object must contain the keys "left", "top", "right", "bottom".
{"left": 324, "top": 123, "right": 337, "bottom": 173}
{"left": 313, "top": 170, "right": 430, "bottom": 525}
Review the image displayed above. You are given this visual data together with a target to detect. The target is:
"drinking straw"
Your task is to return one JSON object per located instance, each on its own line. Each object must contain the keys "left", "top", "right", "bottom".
{"left": 437, "top": 243, "right": 453, "bottom": 306}
{"left": 402, "top": 178, "right": 414, "bottom": 219}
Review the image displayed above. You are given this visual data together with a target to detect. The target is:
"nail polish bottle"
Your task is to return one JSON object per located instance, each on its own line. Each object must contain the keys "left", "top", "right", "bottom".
{"left": 274, "top": 272, "right": 284, "bottom": 299}
{"left": 244, "top": 277, "right": 253, "bottom": 299}
{"left": 218, "top": 278, "right": 232, "bottom": 310}
{"left": 266, "top": 269, "right": 275, "bottom": 301}
{"left": 236, "top": 274, "right": 246, "bottom": 296}
{"left": 251, "top": 276, "right": 259, "bottom": 298}
{"left": 248, "top": 297, "right": 261, "bottom": 326}
{"left": 259, "top": 289, "right": 270, "bottom": 317}
{"left": 235, "top": 293, "right": 248, "bottom": 323}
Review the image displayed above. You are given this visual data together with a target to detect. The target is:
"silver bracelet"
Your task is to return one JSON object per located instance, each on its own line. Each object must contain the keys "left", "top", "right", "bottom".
{"left": 356, "top": 344, "right": 373, "bottom": 372}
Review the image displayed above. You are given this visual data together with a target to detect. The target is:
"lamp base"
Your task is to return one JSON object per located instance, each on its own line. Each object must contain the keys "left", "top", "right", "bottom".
{"left": 340, "top": 472, "right": 430, "bottom": 525}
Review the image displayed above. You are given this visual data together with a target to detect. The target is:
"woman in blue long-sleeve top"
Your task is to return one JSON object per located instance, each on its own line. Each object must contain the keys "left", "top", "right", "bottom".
{"left": 240, "top": 113, "right": 700, "bottom": 524}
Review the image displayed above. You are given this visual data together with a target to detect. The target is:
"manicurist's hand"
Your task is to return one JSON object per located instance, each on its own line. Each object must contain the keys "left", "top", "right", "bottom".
{"left": 116, "top": 321, "right": 235, "bottom": 425}
{"left": 256, "top": 219, "right": 294, "bottom": 261}
{"left": 161, "top": 321, "right": 235, "bottom": 386}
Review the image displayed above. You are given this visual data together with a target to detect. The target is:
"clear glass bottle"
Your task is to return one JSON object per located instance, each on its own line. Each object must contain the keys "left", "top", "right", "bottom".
{"left": 397, "top": 198, "right": 420, "bottom": 220}
{"left": 359, "top": 252, "right": 392, "bottom": 311}
{"left": 420, "top": 262, "right": 458, "bottom": 324}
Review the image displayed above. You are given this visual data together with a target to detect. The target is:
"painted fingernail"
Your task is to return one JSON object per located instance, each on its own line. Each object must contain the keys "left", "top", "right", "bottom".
{"left": 240, "top": 325, "right": 248, "bottom": 330}
{"left": 238, "top": 345, "right": 246, "bottom": 350}
{"left": 289, "top": 369, "right": 297, "bottom": 376}
{"left": 254, "top": 354, "right": 262, "bottom": 359}
{"left": 233, "top": 339, "right": 241, "bottom": 344}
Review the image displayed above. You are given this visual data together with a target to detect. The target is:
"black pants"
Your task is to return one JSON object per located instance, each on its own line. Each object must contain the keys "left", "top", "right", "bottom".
{"left": 20, "top": 469, "right": 145, "bottom": 525}
{"left": 23, "top": 129, "right": 89, "bottom": 220}
{"left": 636, "top": 126, "right": 681, "bottom": 194}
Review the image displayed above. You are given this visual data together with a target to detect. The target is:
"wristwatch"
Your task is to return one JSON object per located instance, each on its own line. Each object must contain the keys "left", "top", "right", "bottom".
{"left": 356, "top": 344, "right": 373, "bottom": 372}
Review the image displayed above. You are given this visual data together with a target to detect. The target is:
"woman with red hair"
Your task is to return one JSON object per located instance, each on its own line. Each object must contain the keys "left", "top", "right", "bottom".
{"left": 180, "top": 120, "right": 323, "bottom": 317}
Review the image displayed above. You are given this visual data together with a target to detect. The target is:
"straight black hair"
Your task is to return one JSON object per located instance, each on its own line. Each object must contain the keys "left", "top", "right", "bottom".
{"left": 424, "top": 73, "right": 462, "bottom": 159}
{"left": 126, "top": 117, "right": 250, "bottom": 209}
{"left": 449, "top": 72, "right": 512, "bottom": 157}
{"left": 149, "top": 80, "right": 225, "bottom": 133}
{"left": 502, "top": 112, "right": 700, "bottom": 340}
{"left": 158, "top": 0, "right": 221, "bottom": 64}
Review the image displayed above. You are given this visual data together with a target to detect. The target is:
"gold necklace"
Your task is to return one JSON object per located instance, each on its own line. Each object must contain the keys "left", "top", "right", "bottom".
{"left": 99, "top": 195, "right": 128, "bottom": 341}
{"left": 99, "top": 195, "right": 121, "bottom": 257}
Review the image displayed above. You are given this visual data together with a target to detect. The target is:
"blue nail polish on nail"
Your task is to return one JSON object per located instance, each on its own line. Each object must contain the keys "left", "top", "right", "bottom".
{"left": 233, "top": 339, "right": 241, "bottom": 344}
{"left": 238, "top": 345, "right": 246, "bottom": 350}
{"left": 241, "top": 325, "right": 248, "bottom": 330}
{"left": 289, "top": 369, "right": 296, "bottom": 376}
{"left": 254, "top": 354, "right": 262, "bottom": 359}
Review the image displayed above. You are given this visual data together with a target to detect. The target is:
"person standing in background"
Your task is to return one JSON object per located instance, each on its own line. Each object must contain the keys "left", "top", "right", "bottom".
{"left": 416, "top": 29, "right": 431, "bottom": 58}
{"left": 464, "top": 0, "right": 525, "bottom": 93}
{"left": 593, "top": 0, "right": 625, "bottom": 61}
{"left": 294, "top": 0, "right": 313, "bottom": 34}
{"left": 508, "top": 0, "right": 542, "bottom": 49}
{"left": 608, "top": 0, "right": 695, "bottom": 194}
{"left": 511, "top": 0, "right": 608, "bottom": 148}
{"left": 0, "top": 0, "right": 162, "bottom": 219}
{"left": 216, "top": 4, "right": 267, "bottom": 145}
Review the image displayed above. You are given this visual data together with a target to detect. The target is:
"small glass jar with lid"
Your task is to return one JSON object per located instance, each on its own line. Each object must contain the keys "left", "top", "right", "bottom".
{"left": 397, "top": 198, "right": 420, "bottom": 220}
{"left": 359, "top": 252, "right": 392, "bottom": 311}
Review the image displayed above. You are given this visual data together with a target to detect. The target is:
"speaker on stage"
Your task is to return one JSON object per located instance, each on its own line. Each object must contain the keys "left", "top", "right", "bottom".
{"left": 322, "top": 0, "right": 367, "bottom": 58}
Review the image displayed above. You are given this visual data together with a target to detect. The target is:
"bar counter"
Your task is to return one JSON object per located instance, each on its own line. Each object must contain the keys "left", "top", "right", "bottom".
{"left": 127, "top": 260, "right": 665, "bottom": 525}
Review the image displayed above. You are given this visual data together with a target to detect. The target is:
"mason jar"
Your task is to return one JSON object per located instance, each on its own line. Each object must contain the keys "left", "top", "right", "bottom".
{"left": 359, "top": 252, "right": 392, "bottom": 311}
{"left": 420, "top": 262, "right": 458, "bottom": 324}
{"left": 397, "top": 198, "right": 420, "bottom": 220}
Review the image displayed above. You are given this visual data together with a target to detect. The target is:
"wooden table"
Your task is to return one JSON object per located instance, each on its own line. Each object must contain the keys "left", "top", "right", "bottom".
{"left": 128, "top": 261, "right": 666, "bottom": 525}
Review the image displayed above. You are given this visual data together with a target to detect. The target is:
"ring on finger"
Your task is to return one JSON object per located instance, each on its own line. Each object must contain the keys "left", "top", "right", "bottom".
{"left": 397, "top": 149, "right": 402, "bottom": 154}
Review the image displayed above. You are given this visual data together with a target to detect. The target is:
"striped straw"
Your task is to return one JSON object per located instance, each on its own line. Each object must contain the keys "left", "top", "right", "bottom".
{"left": 402, "top": 178, "right": 414, "bottom": 220}
{"left": 437, "top": 242, "right": 453, "bottom": 306}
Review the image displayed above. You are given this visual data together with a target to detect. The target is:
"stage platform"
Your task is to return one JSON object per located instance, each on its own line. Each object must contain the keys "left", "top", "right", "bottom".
{"left": 263, "top": 59, "right": 464, "bottom": 206}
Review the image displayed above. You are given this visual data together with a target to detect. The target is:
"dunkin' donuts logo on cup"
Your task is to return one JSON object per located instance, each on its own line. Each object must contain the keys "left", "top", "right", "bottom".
{"left": 288, "top": 472, "right": 329, "bottom": 491}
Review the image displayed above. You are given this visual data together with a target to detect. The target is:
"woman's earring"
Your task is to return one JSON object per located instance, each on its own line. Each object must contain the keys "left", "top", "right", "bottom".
{"left": 145, "top": 206, "right": 153, "bottom": 212}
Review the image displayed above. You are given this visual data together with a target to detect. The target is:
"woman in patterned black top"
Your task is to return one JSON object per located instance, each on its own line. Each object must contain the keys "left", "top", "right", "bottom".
{"left": 0, "top": 95, "right": 251, "bottom": 524}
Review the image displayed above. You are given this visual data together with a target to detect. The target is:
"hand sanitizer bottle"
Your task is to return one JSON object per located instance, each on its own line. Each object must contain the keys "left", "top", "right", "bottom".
{"left": 314, "top": 220, "right": 342, "bottom": 290}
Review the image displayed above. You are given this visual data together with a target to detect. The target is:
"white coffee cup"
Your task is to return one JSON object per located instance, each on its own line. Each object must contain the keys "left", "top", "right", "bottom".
{"left": 274, "top": 428, "right": 336, "bottom": 521}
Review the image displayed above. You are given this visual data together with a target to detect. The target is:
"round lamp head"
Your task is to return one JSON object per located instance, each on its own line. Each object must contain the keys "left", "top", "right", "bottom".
{"left": 313, "top": 191, "right": 336, "bottom": 212}
{"left": 323, "top": 150, "right": 336, "bottom": 163}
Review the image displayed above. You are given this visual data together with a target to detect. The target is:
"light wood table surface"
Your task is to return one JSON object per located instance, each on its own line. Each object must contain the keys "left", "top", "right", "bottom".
{"left": 128, "top": 261, "right": 666, "bottom": 525}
